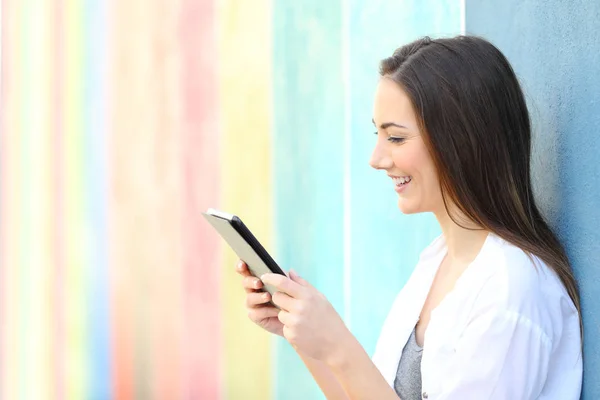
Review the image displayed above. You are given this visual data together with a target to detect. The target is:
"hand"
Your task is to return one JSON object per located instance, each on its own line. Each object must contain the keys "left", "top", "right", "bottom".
{"left": 261, "top": 270, "right": 352, "bottom": 364}
{"left": 236, "top": 260, "right": 284, "bottom": 337}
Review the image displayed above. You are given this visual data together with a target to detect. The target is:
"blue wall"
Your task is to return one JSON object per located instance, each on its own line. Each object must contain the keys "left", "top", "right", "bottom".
{"left": 466, "top": 2, "right": 600, "bottom": 397}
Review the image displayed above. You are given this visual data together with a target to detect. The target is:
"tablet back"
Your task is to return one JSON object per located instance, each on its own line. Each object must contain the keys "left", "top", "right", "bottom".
{"left": 202, "top": 211, "right": 284, "bottom": 299}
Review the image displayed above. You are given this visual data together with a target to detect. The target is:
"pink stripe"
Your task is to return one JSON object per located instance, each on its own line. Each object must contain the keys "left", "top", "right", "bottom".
{"left": 179, "top": 0, "right": 221, "bottom": 398}
{"left": 51, "top": 1, "right": 66, "bottom": 399}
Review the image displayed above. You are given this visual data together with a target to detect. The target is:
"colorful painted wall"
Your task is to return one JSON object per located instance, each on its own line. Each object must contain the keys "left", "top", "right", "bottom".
{"left": 0, "top": 0, "right": 597, "bottom": 399}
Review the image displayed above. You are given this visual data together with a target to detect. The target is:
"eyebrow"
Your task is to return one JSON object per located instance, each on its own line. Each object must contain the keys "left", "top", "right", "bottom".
{"left": 371, "top": 118, "right": 408, "bottom": 130}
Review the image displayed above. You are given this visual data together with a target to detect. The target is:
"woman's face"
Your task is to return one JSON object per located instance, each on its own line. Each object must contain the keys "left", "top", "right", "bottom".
{"left": 370, "top": 77, "right": 444, "bottom": 215}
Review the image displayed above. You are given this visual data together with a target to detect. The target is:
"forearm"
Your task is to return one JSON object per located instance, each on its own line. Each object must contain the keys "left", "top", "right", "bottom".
{"left": 326, "top": 335, "right": 400, "bottom": 400}
{"left": 299, "top": 351, "right": 350, "bottom": 400}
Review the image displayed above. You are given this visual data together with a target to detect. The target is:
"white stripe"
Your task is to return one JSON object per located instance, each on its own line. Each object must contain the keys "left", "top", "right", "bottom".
{"left": 342, "top": 0, "right": 352, "bottom": 330}
{"left": 460, "top": 0, "right": 466, "bottom": 35}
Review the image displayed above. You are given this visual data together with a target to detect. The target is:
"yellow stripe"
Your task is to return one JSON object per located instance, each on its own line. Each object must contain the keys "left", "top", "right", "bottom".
{"left": 218, "top": 0, "right": 274, "bottom": 398}
{"left": 26, "top": 0, "right": 53, "bottom": 397}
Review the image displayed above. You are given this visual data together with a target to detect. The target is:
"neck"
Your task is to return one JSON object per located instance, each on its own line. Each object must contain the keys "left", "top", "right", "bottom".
{"left": 434, "top": 206, "right": 489, "bottom": 265}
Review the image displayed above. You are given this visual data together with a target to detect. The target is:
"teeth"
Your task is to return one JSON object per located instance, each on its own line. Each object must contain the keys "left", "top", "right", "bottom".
{"left": 393, "top": 176, "right": 412, "bottom": 185}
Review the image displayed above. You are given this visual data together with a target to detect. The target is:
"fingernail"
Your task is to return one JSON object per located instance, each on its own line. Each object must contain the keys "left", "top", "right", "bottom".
{"left": 263, "top": 293, "right": 270, "bottom": 300}
{"left": 254, "top": 280, "right": 261, "bottom": 288}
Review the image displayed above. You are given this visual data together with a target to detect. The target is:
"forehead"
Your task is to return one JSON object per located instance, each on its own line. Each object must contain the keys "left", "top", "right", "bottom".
{"left": 372, "top": 77, "right": 418, "bottom": 126}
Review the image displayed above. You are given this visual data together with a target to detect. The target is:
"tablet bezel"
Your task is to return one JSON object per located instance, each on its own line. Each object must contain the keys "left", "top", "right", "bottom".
{"left": 204, "top": 208, "right": 286, "bottom": 276}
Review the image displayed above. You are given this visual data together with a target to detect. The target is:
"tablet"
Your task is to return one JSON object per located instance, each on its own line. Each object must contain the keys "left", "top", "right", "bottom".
{"left": 202, "top": 208, "right": 286, "bottom": 302}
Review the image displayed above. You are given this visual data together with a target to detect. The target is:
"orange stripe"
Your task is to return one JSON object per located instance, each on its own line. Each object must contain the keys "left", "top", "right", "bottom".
{"left": 109, "top": 0, "right": 135, "bottom": 395}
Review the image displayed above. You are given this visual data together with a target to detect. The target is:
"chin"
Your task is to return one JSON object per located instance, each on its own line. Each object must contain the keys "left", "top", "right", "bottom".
{"left": 397, "top": 200, "right": 421, "bottom": 215}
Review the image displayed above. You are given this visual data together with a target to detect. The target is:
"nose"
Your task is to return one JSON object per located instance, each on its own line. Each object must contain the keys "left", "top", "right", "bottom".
{"left": 369, "top": 140, "right": 393, "bottom": 170}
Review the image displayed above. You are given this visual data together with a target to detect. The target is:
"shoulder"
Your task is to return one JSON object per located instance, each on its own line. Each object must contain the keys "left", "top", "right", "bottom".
{"left": 476, "top": 234, "right": 569, "bottom": 307}
{"left": 469, "top": 234, "right": 578, "bottom": 341}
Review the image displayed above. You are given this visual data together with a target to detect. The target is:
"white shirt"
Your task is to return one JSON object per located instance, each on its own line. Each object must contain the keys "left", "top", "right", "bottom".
{"left": 372, "top": 233, "right": 582, "bottom": 399}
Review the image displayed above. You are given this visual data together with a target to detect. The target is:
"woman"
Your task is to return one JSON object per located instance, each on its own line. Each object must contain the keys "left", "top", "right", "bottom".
{"left": 236, "top": 35, "right": 583, "bottom": 399}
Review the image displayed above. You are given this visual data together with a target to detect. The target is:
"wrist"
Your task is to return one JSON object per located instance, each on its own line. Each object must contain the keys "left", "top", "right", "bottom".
{"left": 325, "top": 329, "right": 361, "bottom": 372}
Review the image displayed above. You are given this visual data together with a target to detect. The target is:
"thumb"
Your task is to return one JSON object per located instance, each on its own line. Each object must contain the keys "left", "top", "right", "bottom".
{"left": 289, "top": 269, "right": 310, "bottom": 287}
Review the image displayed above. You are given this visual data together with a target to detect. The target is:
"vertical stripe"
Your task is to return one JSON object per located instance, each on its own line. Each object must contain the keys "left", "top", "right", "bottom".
{"left": 0, "top": 0, "right": 6, "bottom": 396}
{"left": 347, "top": 0, "right": 458, "bottom": 355}
{"left": 0, "top": 0, "right": 3, "bottom": 394}
{"left": 20, "top": 0, "right": 53, "bottom": 396}
{"left": 17, "top": 2, "right": 31, "bottom": 396}
{"left": 179, "top": 0, "right": 221, "bottom": 398}
{"left": 110, "top": 1, "right": 136, "bottom": 396}
{"left": 19, "top": 0, "right": 45, "bottom": 399}
{"left": 147, "top": 1, "right": 185, "bottom": 398}
{"left": 83, "top": 0, "right": 111, "bottom": 397}
{"left": 0, "top": 0, "right": 2, "bottom": 394}
{"left": 51, "top": 0, "right": 66, "bottom": 398}
{"left": 272, "top": 1, "right": 345, "bottom": 399}
{"left": 64, "top": 0, "right": 87, "bottom": 397}
{"left": 111, "top": 1, "right": 186, "bottom": 398}
{"left": 342, "top": 0, "right": 352, "bottom": 330}
{"left": 218, "top": 0, "right": 274, "bottom": 398}
{"left": 38, "top": 0, "right": 53, "bottom": 396}
{"left": 0, "top": 1, "right": 17, "bottom": 399}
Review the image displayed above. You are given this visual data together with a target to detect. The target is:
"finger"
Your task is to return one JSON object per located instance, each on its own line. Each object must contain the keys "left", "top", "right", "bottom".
{"left": 236, "top": 260, "right": 251, "bottom": 276}
{"left": 271, "top": 291, "right": 296, "bottom": 311}
{"left": 277, "top": 309, "right": 296, "bottom": 326}
{"left": 289, "top": 269, "right": 311, "bottom": 287}
{"left": 260, "top": 273, "right": 303, "bottom": 298}
{"left": 246, "top": 292, "right": 271, "bottom": 308}
{"left": 242, "top": 275, "right": 263, "bottom": 293}
{"left": 248, "top": 305, "right": 280, "bottom": 321}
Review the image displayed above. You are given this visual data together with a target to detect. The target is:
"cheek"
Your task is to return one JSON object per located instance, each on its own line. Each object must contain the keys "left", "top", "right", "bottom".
{"left": 421, "top": 167, "right": 444, "bottom": 209}
{"left": 391, "top": 146, "right": 429, "bottom": 179}
{"left": 392, "top": 147, "right": 442, "bottom": 208}
{"left": 390, "top": 148, "right": 414, "bottom": 171}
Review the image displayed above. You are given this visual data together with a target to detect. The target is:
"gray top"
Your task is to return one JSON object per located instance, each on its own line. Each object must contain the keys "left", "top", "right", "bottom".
{"left": 394, "top": 327, "right": 423, "bottom": 400}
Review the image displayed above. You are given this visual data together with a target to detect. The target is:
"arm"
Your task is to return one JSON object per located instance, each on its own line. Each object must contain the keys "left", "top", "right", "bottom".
{"left": 298, "top": 352, "right": 351, "bottom": 400}
{"left": 262, "top": 271, "right": 401, "bottom": 400}
{"left": 324, "top": 332, "right": 400, "bottom": 400}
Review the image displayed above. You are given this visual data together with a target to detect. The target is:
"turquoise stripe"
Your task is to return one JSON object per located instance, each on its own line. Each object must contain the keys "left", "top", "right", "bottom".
{"left": 83, "top": 0, "right": 111, "bottom": 398}
{"left": 272, "top": 1, "right": 345, "bottom": 399}
{"left": 347, "top": 0, "right": 459, "bottom": 355}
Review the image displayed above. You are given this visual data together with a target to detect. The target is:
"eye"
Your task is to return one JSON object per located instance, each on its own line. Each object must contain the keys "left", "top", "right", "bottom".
{"left": 388, "top": 137, "right": 405, "bottom": 143}
{"left": 373, "top": 131, "right": 405, "bottom": 144}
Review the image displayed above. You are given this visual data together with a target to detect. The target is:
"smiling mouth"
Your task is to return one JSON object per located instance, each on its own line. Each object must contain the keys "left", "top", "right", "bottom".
{"left": 391, "top": 176, "right": 412, "bottom": 186}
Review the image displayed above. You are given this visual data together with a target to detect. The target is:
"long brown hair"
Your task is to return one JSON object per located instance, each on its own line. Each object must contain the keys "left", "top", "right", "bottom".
{"left": 380, "top": 36, "right": 581, "bottom": 330}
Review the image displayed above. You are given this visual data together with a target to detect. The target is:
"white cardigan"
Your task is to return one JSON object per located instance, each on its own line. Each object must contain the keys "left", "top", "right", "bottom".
{"left": 372, "top": 233, "right": 582, "bottom": 399}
